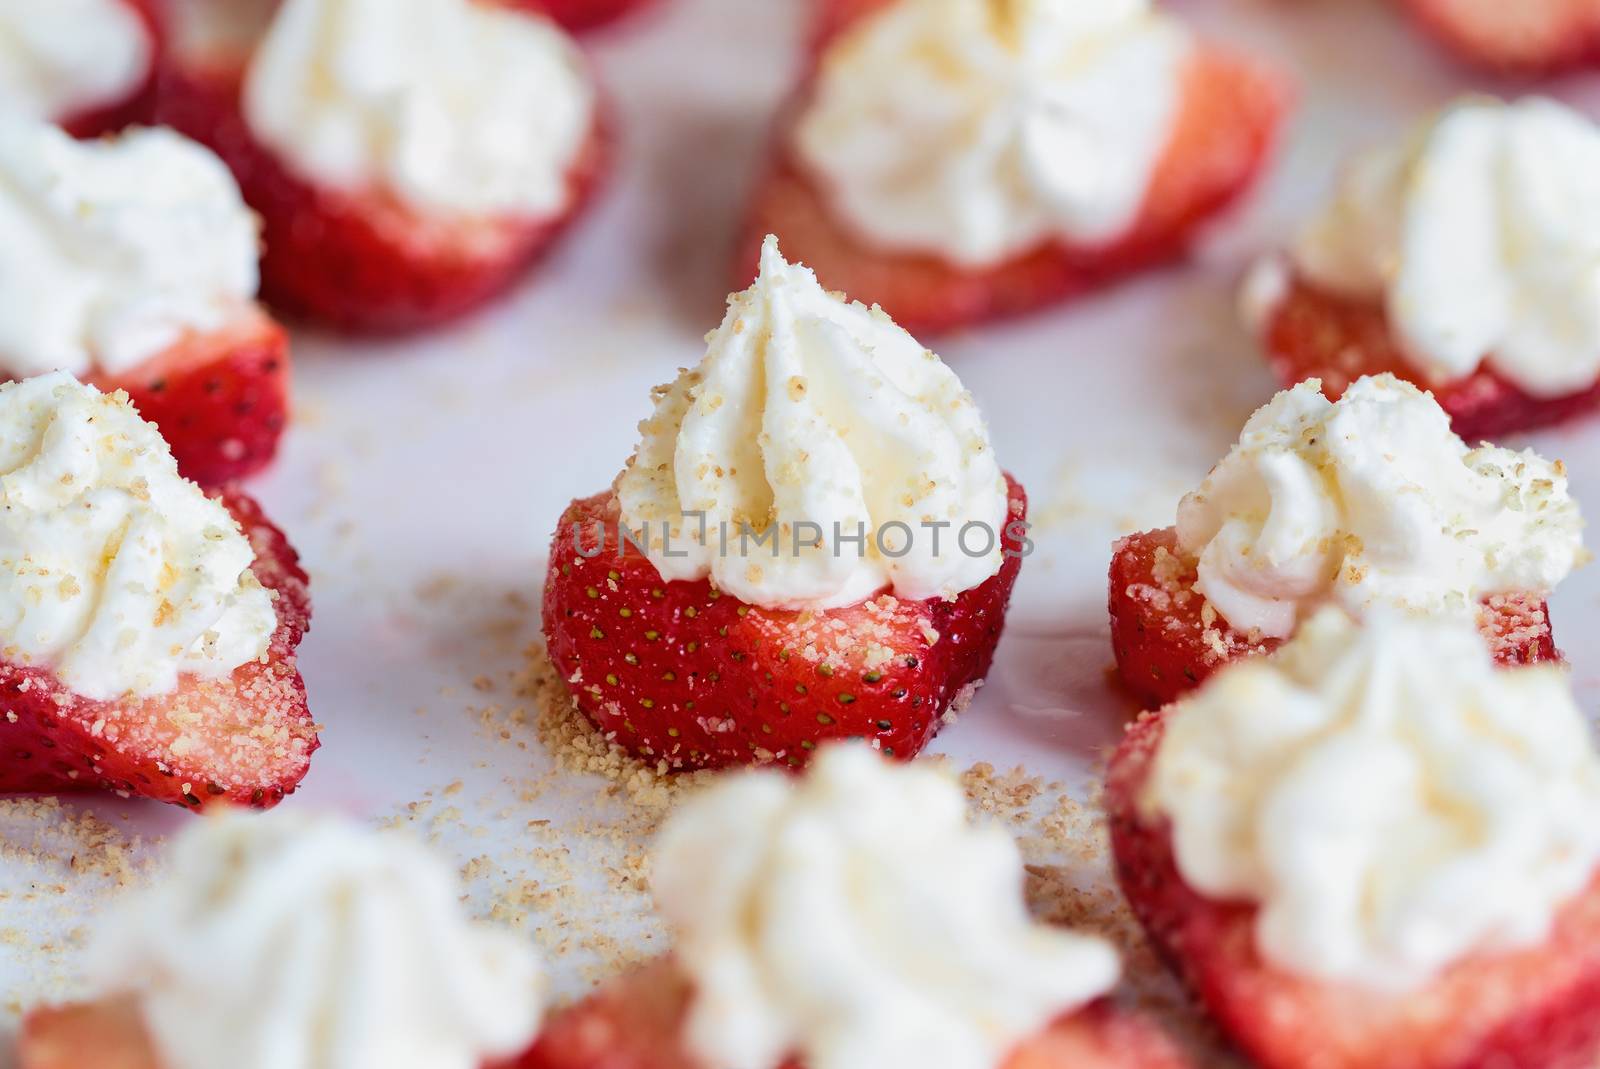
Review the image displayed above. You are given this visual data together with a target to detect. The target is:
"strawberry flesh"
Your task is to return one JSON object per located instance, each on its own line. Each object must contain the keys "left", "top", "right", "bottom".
{"left": 1403, "top": 0, "right": 1600, "bottom": 74}
{"left": 542, "top": 478, "right": 1027, "bottom": 770}
{"left": 0, "top": 490, "right": 317, "bottom": 810}
{"left": 1261, "top": 273, "right": 1600, "bottom": 441}
{"left": 153, "top": 58, "right": 609, "bottom": 335}
{"left": 736, "top": 45, "right": 1287, "bottom": 336}
{"left": 1108, "top": 526, "right": 1558, "bottom": 709}
{"left": 1108, "top": 707, "right": 1600, "bottom": 1069}
{"left": 87, "top": 305, "right": 290, "bottom": 489}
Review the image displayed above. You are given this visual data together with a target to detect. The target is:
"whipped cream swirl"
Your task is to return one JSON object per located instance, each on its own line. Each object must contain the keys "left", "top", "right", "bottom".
{"left": 0, "top": 373, "right": 275, "bottom": 700}
{"left": 1289, "top": 97, "right": 1600, "bottom": 397}
{"left": 93, "top": 809, "right": 546, "bottom": 1069}
{"left": 1145, "top": 608, "right": 1600, "bottom": 990}
{"left": 0, "top": 0, "right": 152, "bottom": 123}
{"left": 1176, "top": 375, "right": 1584, "bottom": 639}
{"left": 655, "top": 744, "right": 1121, "bottom": 1069}
{"left": 244, "top": 0, "right": 595, "bottom": 219}
{"left": 794, "top": 0, "right": 1190, "bottom": 266}
{"left": 617, "top": 237, "right": 1009, "bottom": 610}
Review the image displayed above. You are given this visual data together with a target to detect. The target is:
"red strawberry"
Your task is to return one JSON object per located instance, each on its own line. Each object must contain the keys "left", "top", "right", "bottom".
{"left": 19, "top": 998, "right": 161, "bottom": 1069}
{"left": 736, "top": 45, "right": 1288, "bottom": 337}
{"left": 1260, "top": 272, "right": 1600, "bottom": 441}
{"left": 510, "top": 0, "right": 659, "bottom": 33}
{"left": 82, "top": 305, "right": 291, "bottom": 489}
{"left": 153, "top": 57, "right": 609, "bottom": 334}
{"left": 541, "top": 477, "right": 1027, "bottom": 770}
{"left": 1402, "top": 0, "right": 1600, "bottom": 74}
{"left": 58, "top": 0, "right": 162, "bottom": 139}
{"left": 807, "top": 0, "right": 894, "bottom": 56}
{"left": 1107, "top": 706, "right": 1600, "bottom": 1069}
{"left": 518, "top": 958, "right": 1192, "bottom": 1069}
{"left": 0, "top": 489, "right": 317, "bottom": 811}
{"left": 1108, "top": 526, "right": 1558, "bottom": 709}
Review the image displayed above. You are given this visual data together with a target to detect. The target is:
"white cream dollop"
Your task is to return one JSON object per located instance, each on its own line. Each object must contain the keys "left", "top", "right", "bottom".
{"left": 1175, "top": 374, "right": 1584, "bottom": 640}
{"left": 616, "top": 237, "right": 1010, "bottom": 610}
{"left": 793, "top": 0, "right": 1190, "bottom": 267}
{"left": 1145, "top": 608, "right": 1600, "bottom": 990}
{"left": 655, "top": 744, "right": 1121, "bottom": 1069}
{"left": 0, "top": 118, "right": 261, "bottom": 379}
{"left": 0, "top": 373, "right": 275, "bottom": 700}
{"left": 243, "top": 0, "right": 595, "bottom": 219}
{"left": 1289, "top": 97, "right": 1600, "bottom": 398}
{"left": 93, "top": 809, "right": 546, "bottom": 1069}
{"left": 0, "top": 0, "right": 152, "bottom": 123}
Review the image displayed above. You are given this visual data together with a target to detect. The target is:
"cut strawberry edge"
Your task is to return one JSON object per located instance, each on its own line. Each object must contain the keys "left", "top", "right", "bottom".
{"left": 734, "top": 44, "right": 1288, "bottom": 336}
{"left": 58, "top": 0, "right": 163, "bottom": 138}
{"left": 153, "top": 56, "right": 611, "bottom": 335}
{"left": 1108, "top": 526, "right": 1559, "bottom": 710}
{"left": 504, "top": 0, "right": 660, "bottom": 33}
{"left": 1108, "top": 707, "right": 1600, "bottom": 1069}
{"left": 0, "top": 489, "right": 317, "bottom": 810}
{"left": 1260, "top": 272, "right": 1600, "bottom": 441}
{"left": 1402, "top": 0, "right": 1600, "bottom": 75}
{"left": 541, "top": 476, "right": 1027, "bottom": 771}
{"left": 82, "top": 303, "right": 291, "bottom": 489}
{"left": 516, "top": 957, "right": 1192, "bottom": 1069}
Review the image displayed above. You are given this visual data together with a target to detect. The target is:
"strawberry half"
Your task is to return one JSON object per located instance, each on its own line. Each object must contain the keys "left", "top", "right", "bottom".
{"left": 57, "top": 0, "right": 162, "bottom": 139}
{"left": 509, "top": 0, "right": 659, "bottom": 33}
{"left": 517, "top": 958, "right": 1192, "bottom": 1069}
{"left": 1108, "top": 526, "right": 1558, "bottom": 709}
{"left": 736, "top": 45, "right": 1287, "bottom": 336}
{"left": 83, "top": 304, "right": 291, "bottom": 489}
{"left": 1259, "top": 271, "right": 1600, "bottom": 441}
{"left": 541, "top": 477, "right": 1027, "bottom": 770}
{"left": 1402, "top": 0, "right": 1600, "bottom": 74}
{"left": 0, "top": 489, "right": 317, "bottom": 811}
{"left": 153, "top": 58, "right": 609, "bottom": 335}
{"left": 1107, "top": 707, "right": 1600, "bottom": 1069}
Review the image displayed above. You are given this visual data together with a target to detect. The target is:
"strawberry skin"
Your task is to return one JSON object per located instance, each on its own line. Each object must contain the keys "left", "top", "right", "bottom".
{"left": 20, "top": 999, "right": 161, "bottom": 1069}
{"left": 1108, "top": 526, "right": 1558, "bottom": 709}
{"left": 518, "top": 958, "right": 1192, "bottom": 1069}
{"left": 153, "top": 59, "right": 609, "bottom": 335}
{"left": 0, "top": 490, "right": 317, "bottom": 811}
{"left": 1261, "top": 273, "right": 1600, "bottom": 441}
{"left": 542, "top": 477, "right": 1027, "bottom": 770}
{"left": 511, "top": 0, "right": 659, "bottom": 33}
{"left": 85, "top": 305, "right": 291, "bottom": 489}
{"left": 737, "top": 45, "right": 1288, "bottom": 336}
{"left": 1403, "top": 0, "right": 1600, "bottom": 74}
{"left": 1108, "top": 707, "right": 1600, "bottom": 1069}
{"left": 58, "top": 0, "right": 162, "bottom": 139}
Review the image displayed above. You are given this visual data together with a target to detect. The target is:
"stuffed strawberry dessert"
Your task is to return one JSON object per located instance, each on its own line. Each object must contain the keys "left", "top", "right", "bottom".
{"left": 1109, "top": 608, "right": 1600, "bottom": 1069}
{"left": 1248, "top": 97, "right": 1600, "bottom": 440}
{"left": 19, "top": 809, "right": 546, "bottom": 1069}
{"left": 0, "top": 0, "right": 160, "bottom": 137}
{"left": 528, "top": 744, "right": 1190, "bottom": 1069}
{"left": 1108, "top": 374, "right": 1581, "bottom": 709}
{"left": 0, "top": 116, "right": 290, "bottom": 488}
{"left": 738, "top": 0, "right": 1288, "bottom": 336}
{"left": 543, "top": 237, "right": 1028, "bottom": 771}
{"left": 156, "top": 0, "right": 608, "bottom": 334}
{"left": 0, "top": 373, "right": 315, "bottom": 810}
{"left": 1402, "top": 0, "right": 1600, "bottom": 73}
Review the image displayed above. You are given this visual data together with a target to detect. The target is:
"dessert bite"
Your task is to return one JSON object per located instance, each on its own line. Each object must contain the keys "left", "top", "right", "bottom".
{"left": 1247, "top": 97, "right": 1600, "bottom": 440}
{"left": 0, "top": 373, "right": 316, "bottom": 810}
{"left": 1108, "top": 608, "right": 1600, "bottom": 1069}
{"left": 1108, "top": 374, "right": 1581, "bottom": 708}
{"left": 542, "top": 238, "right": 1028, "bottom": 770}
{"left": 155, "top": 0, "right": 609, "bottom": 334}
{"left": 1403, "top": 0, "right": 1600, "bottom": 74}
{"left": 526, "top": 744, "right": 1190, "bottom": 1069}
{"left": 0, "top": 0, "right": 160, "bottom": 137}
{"left": 19, "top": 809, "right": 546, "bottom": 1069}
{"left": 0, "top": 116, "right": 291, "bottom": 487}
{"left": 740, "top": 0, "right": 1288, "bottom": 335}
